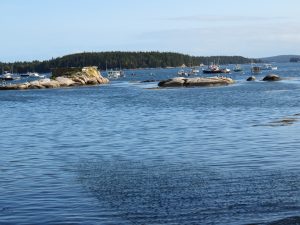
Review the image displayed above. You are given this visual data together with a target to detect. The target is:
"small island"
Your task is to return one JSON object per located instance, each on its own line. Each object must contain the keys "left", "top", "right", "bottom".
{"left": 0, "top": 66, "right": 109, "bottom": 91}
{"left": 158, "top": 77, "right": 235, "bottom": 88}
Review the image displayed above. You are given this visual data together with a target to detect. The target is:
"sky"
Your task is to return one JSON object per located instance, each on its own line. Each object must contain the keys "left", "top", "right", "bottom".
{"left": 1, "top": 0, "right": 300, "bottom": 62}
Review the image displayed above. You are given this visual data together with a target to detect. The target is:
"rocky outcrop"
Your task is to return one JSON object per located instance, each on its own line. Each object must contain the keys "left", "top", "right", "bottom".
{"left": 0, "top": 67, "right": 109, "bottom": 91}
{"left": 247, "top": 76, "right": 256, "bottom": 81}
{"left": 158, "top": 77, "right": 234, "bottom": 88}
{"left": 263, "top": 74, "right": 281, "bottom": 81}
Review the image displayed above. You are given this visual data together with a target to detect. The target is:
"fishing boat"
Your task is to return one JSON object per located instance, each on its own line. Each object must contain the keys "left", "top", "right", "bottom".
{"left": 105, "top": 61, "right": 125, "bottom": 79}
{"left": 107, "top": 70, "right": 121, "bottom": 79}
{"left": 203, "top": 63, "right": 224, "bottom": 74}
{"left": 106, "top": 69, "right": 125, "bottom": 79}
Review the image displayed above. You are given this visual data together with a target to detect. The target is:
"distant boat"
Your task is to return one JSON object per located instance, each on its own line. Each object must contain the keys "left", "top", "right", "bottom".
{"left": 0, "top": 71, "right": 14, "bottom": 81}
{"left": 220, "top": 68, "right": 231, "bottom": 73}
{"left": 251, "top": 66, "right": 261, "bottom": 74}
{"left": 107, "top": 69, "right": 125, "bottom": 79}
{"left": 20, "top": 72, "right": 44, "bottom": 78}
{"left": 203, "top": 63, "right": 222, "bottom": 74}
{"left": 233, "top": 64, "right": 243, "bottom": 72}
{"left": 261, "top": 64, "right": 278, "bottom": 70}
{"left": 203, "top": 63, "right": 229, "bottom": 74}
{"left": 191, "top": 67, "right": 200, "bottom": 73}
{"left": 27, "top": 72, "right": 40, "bottom": 77}
{"left": 186, "top": 67, "right": 199, "bottom": 76}
{"left": 105, "top": 61, "right": 125, "bottom": 79}
{"left": 177, "top": 69, "right": 188, "bottom": 76}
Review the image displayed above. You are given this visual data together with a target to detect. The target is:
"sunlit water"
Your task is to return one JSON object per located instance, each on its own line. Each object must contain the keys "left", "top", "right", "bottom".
{"left": 1, "top": 63, "right": 300, "bottom": 224}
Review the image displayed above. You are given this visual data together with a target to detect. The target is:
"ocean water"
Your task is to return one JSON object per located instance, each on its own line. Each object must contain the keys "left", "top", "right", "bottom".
{"left": 1, "top": 63, "right": 300, "bottom": 224}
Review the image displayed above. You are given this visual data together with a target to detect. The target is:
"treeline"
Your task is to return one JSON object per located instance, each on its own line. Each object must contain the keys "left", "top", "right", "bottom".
{"left": 290, "top": 57, "right": 300, "bottom": 62}
{"left": 0, "top": 52, "right": 260, "bottom": 74}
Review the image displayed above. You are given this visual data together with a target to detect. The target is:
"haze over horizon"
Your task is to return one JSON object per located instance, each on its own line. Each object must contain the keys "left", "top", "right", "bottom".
{"left": 1, "top": 0, "right": 300, "bottom": 62}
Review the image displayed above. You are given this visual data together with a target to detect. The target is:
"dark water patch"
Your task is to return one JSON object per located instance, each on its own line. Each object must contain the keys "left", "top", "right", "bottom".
{"left": 247, "top": 216, "right": 300, "bottom": 225}
{"left": 269, "top": 118, "right": 298, "bottom": 126}
{"left": 267, "top": 216, "right": 300, "bottom": 225}
{"left": 253, "top": 115, "right": 299, "bottom": 127}
{"left": 77, "top": 159, "right": 300, "bottom": 224}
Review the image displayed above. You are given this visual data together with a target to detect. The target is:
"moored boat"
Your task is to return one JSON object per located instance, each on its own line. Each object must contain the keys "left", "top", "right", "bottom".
{"left": 261, "top": 64, "right": 277, "bottom": 70}
{"left": 251, "top": 66, "right": 261, "bottom": 74}
{"left": 177, "top": 69, "right": 188, "bottom": 76}
{"left": 0, "top": 71, "right": 14, "bottom": 81}
{"left": 27, "top": 72, "right": 40, "bottom": 77}
{"left": 203, "top": 64, "right": 222, "bottom": 74}
{"left": 107, "top": 69, "right": 125, "bottom": 79}
{"left": 233, "top": 64, "right": 243, "bottom": 72}
{"left": 220, "top": 68, "right": 231, "bottom": 73}
{"left": 203, "top": 63, "right": 229, "bottom": 74}
{"left": 187, "top": 67, "right": 199, "bottom": 76}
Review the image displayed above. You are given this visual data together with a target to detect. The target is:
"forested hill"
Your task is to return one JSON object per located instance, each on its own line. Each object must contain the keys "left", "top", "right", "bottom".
{"left": 0, "top": 52, "right": 260, "bottom": 74}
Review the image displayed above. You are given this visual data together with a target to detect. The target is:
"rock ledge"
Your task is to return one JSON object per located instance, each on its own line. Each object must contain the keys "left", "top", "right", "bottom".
{"left": 158, "top": 77, "right": 234, "bottom": 87}
{"left": 0, "top": 67, "right": 109, "bottom": 91}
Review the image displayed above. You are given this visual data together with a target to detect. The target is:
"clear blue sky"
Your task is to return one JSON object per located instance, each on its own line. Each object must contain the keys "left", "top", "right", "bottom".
{"left": 1, "top": 0, "right": 300, "bottom": 62}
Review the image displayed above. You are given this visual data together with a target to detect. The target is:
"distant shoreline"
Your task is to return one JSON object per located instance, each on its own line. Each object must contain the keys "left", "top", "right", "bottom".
{"left": 0, "top": 51, "right": 260, "bottom": 74}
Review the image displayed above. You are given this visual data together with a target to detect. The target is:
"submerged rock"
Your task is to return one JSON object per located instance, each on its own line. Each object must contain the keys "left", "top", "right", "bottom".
{"left": 246, "top": 76, "right": 256, "bottom": 81}
{"left": 158, "top": 77, "right": 234, "bottom": 88}
{"left": 0, "top": 67, "right": 109, "bottom": 91}
{"left": 263, "top": 74, "right": 281, "bottom": 81}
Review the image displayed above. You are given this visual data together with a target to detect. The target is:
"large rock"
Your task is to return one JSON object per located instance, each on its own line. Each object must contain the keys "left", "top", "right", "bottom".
{"left": 55, "top": 77, "right": 76, "bottom": 86}
{"left": 247, "top": 76, "right": 256, "bottom": 81}
{"left": 263, "top": 74, "right": 281, "bottom": 81}
{"left": 51, "top": 66, "right": 109, "bottom": 85}
{"left": 158, "top": 77, "right": 186, "bottom": 87}
{"left": 28, "top": 80, "right": 45, "bottom": 89}
{"left": 0, "top": 67, "right": 109, "bottom": 91}
{"left": 158, "top": 77, "right": 234, "bottom": 87}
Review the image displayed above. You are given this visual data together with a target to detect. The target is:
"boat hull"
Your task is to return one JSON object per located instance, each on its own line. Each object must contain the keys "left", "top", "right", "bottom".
{"left": 203, "top": 70, "right": 225, "bottom": 74}
{"left": 0, "top": 77, "right": 14, "bottom": 81}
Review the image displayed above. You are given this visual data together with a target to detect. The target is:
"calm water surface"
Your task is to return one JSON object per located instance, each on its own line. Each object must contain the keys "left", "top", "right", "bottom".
{"left": 1, "top": 63, "right": 300, "bottom": 224}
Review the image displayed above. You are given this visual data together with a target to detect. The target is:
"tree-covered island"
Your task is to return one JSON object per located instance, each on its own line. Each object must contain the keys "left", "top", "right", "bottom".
{"left": 0, "top": 51, "right": 260, "bottom": 74}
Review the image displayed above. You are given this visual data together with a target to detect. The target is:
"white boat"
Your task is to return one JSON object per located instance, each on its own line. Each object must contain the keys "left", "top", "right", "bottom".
{"left": 27, "top": 72, "right": 40, "bottom": 77}
{"left": 107, "top": 70, "right": 125, "bottom": 79}
{"left": 261, "top": 64, "right": 277, "bottom": 70}
{"left": 0, "top": 71, "right": 14, "bottom": 81}
{"left": 177, "top": 69, "right": 188, "bottom": 76}
{"left": 186, "top": 67, "right": 200, "bottom": 76}
{"left": 191, "top": 67, "right": 200, "bottom": 73}
{"left": 105, "top": 60, "right": 125, "bottom": 79}
{"left": 233, "top": 64, "right": 243, "bottom": 72}
{"left": 221, "top": 68, "right": 231, "bottom": 73}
